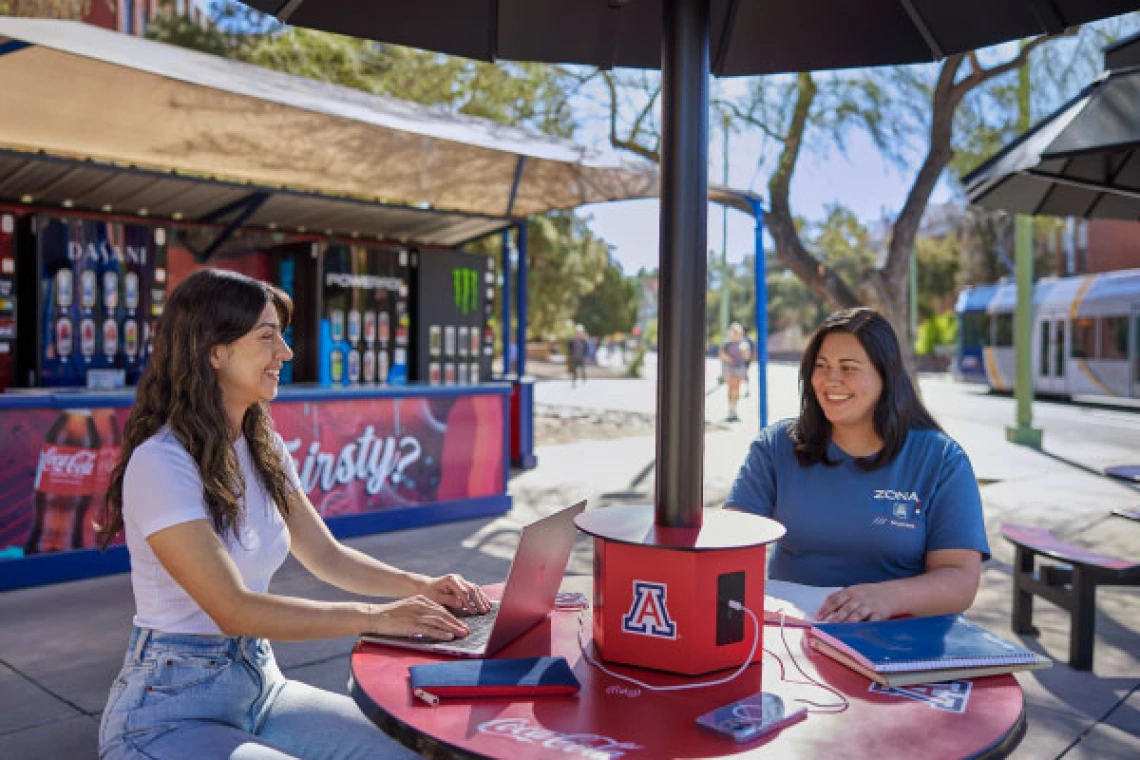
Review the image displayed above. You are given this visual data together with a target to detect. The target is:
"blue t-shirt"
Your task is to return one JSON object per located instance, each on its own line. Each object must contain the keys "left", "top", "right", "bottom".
{"left": 727, "top": 419, "right": 990, "bottom": 587}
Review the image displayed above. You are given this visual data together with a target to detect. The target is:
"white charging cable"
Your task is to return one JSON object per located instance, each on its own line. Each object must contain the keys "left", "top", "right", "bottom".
{"left": 765, "top": 611, "right": 850, "bottom": 713}
{"left": 577, "top": 600, "right": 760, "bottom": 692}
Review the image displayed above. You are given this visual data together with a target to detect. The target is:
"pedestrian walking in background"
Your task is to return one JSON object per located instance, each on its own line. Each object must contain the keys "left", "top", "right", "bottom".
{"left": 719, "top": 322, "right": 750, "bottom": 421}
{"left": 569, "top": 324, "right": 589, "bottom": 387}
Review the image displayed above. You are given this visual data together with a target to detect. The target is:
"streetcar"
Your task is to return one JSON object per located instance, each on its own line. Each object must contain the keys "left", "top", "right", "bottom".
{"left": 954, "top": 268, "right": 1140, "bottom": 402}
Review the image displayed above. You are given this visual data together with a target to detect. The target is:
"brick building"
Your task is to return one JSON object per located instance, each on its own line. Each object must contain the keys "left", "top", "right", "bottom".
{"left": 82, "top": 0, "right": 207, "bottom": 36}
{"left": 1085, "top": 219, "right": 1140, "bottom": 273}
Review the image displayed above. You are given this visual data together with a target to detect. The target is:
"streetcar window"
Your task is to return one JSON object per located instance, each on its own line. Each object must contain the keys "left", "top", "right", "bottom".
{"left": 1039, "top": 322, "right": 1050, "bottom": 376}
{"left": 1100, "top": 317, "right": 1128, "bottom": 360}
{"left": 1056, "top": 322, "right": 1065, "bottom": 376}
{"left": 994, "top": 314, "right": 1013, "bottom": 347}
{"left": 960, "top": 313, "right": 989, "bottom": 348}
{"left": 1072, "top": 318, "right": 1096, "bottom": 359}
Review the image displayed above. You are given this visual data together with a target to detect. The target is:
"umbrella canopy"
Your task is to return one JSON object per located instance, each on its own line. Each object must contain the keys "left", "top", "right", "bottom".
{"left": 247, "top": 0, "right": 1135, "bottom": 76}
{"left": 965, "top": 54, "right": 1140, "bottom": 219}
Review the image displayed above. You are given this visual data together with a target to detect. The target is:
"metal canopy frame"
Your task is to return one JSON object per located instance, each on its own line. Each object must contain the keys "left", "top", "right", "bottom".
{"left": 0, "top": 148, "right": 517, "bottom": 249}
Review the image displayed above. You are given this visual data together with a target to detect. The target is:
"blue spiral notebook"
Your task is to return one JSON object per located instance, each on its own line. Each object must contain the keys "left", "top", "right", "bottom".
{"left": 809, "top": 615, "right": 1052, "bottom": 687}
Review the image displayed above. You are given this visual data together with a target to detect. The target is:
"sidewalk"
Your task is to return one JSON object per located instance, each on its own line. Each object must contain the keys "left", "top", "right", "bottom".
{"left": 1, "top": 364, "right": 1137, "bottom": 757}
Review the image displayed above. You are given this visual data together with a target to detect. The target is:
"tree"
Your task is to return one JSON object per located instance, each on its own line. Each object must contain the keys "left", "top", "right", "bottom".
{"left": 0, "top": 0, "right": 87, "bottom": 17}
{"left": 756, "top": 45, "right": 1062, "bottom": 372}
{"left": 523, "top": 212, "right": 610, "bottom": 339}
{"left": 574, "top": 261, "right": 640, "bottom": 338}
{"left": 914, "top": 234, "right": 961, "bottom": 322}
{"left": 597, "top": 19, "right": 1138, "bottom": 371}
{"left": 147, "top": 4, "right": 579, "bottom": 139}
{"left": 146, "top": 4, "right": 245, "bottom": 58}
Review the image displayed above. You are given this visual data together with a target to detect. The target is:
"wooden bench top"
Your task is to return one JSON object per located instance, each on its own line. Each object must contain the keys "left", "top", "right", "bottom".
{"left": 1001, "top": 524, "right": 1139, "bottom": 573}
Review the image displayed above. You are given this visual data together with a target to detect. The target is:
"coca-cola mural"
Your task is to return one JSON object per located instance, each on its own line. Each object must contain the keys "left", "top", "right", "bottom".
{"left": 0, "top": 407, "right": 126, "bottom": 557}
{"left": 0, "top": 393, "right": 503, "bottom": 558}
{"left": 273, "top": 394, "right": 504, "bottom": 516}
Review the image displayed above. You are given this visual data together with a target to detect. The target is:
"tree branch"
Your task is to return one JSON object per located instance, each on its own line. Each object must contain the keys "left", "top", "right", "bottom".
{"left": 601, "top": 71, "right": 660, "bottom": 163}
{"left": 766, "top": 72, "right": 861, "bottom": 310}
{"left": 951, "top": 33, "right": 1063, "bottom": 103}
{"left": 721, "top": 99, "right": 787, "bottom": 143}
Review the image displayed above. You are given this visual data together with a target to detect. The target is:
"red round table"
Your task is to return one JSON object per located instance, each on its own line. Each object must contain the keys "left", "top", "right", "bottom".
{"left": 350, "top": 581, "right": 1025, "bottom": 759}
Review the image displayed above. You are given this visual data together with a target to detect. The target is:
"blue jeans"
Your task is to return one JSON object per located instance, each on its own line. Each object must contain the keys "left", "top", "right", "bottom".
{"left": 99, "top": 627, "right": 419, "bottom": 759}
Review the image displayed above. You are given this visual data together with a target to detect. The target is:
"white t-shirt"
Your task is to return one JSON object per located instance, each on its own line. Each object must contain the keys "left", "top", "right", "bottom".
{"left": 123, "top": 426, "right": 301, "bottom": 634}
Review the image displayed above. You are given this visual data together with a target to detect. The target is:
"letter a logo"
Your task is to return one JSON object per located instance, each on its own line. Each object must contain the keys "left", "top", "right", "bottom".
{"left": 622, "top": 581, "right": 677, "bottom": 639}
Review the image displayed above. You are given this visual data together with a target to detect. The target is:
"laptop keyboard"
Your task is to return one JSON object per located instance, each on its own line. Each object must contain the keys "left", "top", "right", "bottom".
{"left": 446, "top": 604, "right": 499, "bottom": 652}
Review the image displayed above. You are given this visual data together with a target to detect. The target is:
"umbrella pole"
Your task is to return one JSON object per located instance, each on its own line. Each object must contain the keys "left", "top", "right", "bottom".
{"left": 655, "top": 0, "right": 709, "bottom": 529}
{"left": 577, "top": 0, "right": 783, "bottom": 677}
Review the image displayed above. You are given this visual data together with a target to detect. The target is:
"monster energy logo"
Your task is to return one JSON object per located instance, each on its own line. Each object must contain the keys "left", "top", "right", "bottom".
{"left": 453, "top": 268, "right": 479, "bottom": 316}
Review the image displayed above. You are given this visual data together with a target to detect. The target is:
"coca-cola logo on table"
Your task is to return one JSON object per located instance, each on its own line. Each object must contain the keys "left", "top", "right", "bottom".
{"left": 477, "top": 718, "right": 643, "bottom": 759}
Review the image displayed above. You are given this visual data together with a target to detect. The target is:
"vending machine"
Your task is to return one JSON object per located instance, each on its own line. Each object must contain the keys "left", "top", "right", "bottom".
{"left": 309, "top": 243, "right": 412, "bottom": 387}
{"left": 17, "top": 215, "right": 168, "bottom": 388}
{"left": 412, "top": 250, "right": 495, "bottom": 387}
{"left": 0, "top": 213, "right": 17, "bottom": 391}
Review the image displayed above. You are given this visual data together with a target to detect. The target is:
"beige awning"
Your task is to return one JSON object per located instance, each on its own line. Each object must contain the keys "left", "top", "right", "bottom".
{"left": 0, "top": 18, "right": 756, "bottom": 245}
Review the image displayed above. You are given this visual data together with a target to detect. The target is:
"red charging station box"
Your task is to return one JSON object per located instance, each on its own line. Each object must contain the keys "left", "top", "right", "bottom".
{"left": 576, "top": 506, "right": 784, "bottom": 677}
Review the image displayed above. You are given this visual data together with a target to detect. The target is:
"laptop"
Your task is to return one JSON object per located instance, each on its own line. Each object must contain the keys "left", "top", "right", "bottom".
{"left": 362, "top": 500, "right": 586, "bottom": 658}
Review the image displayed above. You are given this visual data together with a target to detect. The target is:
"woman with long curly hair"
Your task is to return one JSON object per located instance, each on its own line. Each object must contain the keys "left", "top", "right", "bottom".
{"left": 98, "top": 268, "right": 489, "bottom": 759}
{"left": 727, "top": 308, "right": 989, "bottom": 624}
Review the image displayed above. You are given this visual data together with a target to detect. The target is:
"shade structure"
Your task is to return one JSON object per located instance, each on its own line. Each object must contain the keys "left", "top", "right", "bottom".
{"left": 247, "top": 0, "right": 1137, "bottom": 77}
{"left": 241, "top": 0, "right": 1140, "bottom": 531}
{"left": 0, "top": 17, "right": 685, "bottom": 238}
{"left": 965, "top": 56, "right": 1140, "bottom": 219}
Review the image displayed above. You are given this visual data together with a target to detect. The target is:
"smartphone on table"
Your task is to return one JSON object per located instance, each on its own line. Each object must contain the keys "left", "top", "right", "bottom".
{"left": 696, "top": 691, "right": 807, "bottom": 743}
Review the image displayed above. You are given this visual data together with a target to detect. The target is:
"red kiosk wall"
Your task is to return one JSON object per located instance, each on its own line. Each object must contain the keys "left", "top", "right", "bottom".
{"left": 0, "top": 392, "right": 505, "bottom": 564}
{"left": 271, "top": 394, "right": 504, "bottom": 518}
{"left": 165, "top": 245, "right": 272, "bottom": 292}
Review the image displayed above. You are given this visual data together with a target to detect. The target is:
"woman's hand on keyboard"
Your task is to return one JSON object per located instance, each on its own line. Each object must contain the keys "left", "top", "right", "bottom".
{"left": 418, "top": 574, "right": 493, "bottom": 616}
{"left": 365, "top": 596, "right": 470, "bottom": 640}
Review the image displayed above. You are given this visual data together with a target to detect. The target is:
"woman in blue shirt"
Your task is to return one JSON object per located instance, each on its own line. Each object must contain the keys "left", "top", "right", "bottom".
{"left": 727, "top": 308, "right": 988, "bottom": 623}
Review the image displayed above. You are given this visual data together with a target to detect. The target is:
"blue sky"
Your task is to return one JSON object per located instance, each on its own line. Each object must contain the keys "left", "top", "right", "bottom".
{"left": 580, "top": 129, "right": 956, "bottom": 275}
{"left": 572, "top": 21, "right": 1136, "bottom": 276}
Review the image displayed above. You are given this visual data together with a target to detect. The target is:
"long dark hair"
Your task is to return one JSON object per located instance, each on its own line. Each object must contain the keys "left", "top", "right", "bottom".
{"left": 100, "top": 269, "right": 295, "bottom": 547}
{"left": 788, "top": 307, "right": 940, "bottom": 470}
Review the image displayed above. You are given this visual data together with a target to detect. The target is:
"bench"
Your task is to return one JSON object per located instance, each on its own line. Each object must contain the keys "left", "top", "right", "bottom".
{"left": 1001, "top": 524, "right": 1140, "bottom": 670}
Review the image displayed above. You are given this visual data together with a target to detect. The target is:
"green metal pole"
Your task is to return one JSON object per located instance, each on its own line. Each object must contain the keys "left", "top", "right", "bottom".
{"left": 719, "top": 109, "right": 731, "bottom": 342}
{"left": 1006, "top": 43, "right": 1043, "bottom": 448}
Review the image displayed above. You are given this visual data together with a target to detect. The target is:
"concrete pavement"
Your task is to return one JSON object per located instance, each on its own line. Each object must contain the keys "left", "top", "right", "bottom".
{"left": 1, "top": 361, "right": 1138, "bottom": 758}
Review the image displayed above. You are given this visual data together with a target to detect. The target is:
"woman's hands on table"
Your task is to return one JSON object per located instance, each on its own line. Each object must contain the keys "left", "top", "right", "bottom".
{"left": 818, "top": 583, "right": 895, "bottom": 623}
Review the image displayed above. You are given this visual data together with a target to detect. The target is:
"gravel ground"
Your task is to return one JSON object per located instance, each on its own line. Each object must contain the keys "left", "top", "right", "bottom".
{"left": 533, "top": 403, "right": 731, "bottom": 445}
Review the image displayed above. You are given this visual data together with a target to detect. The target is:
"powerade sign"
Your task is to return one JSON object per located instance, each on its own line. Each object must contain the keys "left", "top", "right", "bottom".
{"left": 453, "top": 267, "right": 479, "bottom": 316}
